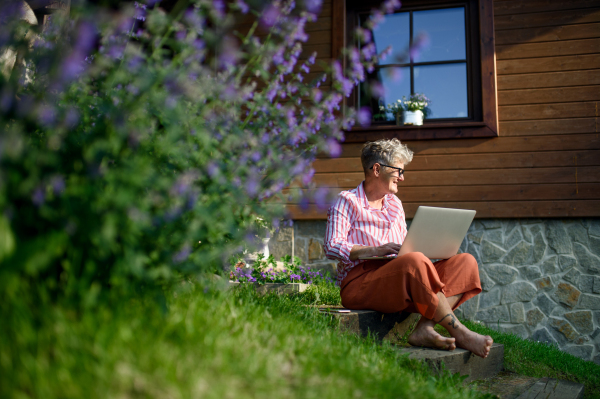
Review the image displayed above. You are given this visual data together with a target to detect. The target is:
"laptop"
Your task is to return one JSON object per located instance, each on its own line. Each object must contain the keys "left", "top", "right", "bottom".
{"left": 358, "top": 206, "right": 476, "bottom": 260}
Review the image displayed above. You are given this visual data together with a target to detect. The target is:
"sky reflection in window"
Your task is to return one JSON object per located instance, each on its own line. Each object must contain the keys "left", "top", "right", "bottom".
{"left": 371, "top": 12, "right": 410, "bottom": 66}
{"left": 413, "top": 8, "right": 466, "bottom": 63}
{"left": 414, "top": 63, "right": 468, "bottom": 118}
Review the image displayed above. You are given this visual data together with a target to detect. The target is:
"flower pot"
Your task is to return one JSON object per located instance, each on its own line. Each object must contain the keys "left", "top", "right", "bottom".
{"left": 402, "top": 110, "right": 424, "bottom": 126}
{"left": 395, "top": 113, "right": 403, "bottom": 126}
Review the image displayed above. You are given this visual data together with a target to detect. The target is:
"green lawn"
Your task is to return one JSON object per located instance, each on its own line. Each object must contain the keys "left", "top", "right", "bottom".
{"left": 297, "top": 282, "right": 600, "bottom": 399}
{"left": 1, "top": 279, "right": 487, "bottom": 399}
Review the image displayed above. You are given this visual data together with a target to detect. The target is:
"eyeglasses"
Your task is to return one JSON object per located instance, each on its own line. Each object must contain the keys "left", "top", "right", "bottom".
{"left": 370, "top": 163, "right": 404, "bottom": 176}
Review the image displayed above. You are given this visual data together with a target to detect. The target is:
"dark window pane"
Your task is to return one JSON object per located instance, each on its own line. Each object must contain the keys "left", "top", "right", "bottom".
{"left": 370, "top": 12, "right": 410, "bottom": 66}
{"left": 414, "top": 63, "right": 468, "bottom": 118}
{"left": 413, "top": 7, "right": 466, "bottom": 63}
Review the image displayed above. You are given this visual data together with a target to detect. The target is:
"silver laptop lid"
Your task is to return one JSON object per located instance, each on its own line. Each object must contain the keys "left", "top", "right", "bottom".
{"left": 397, "top": 206, "right": 476, "bottom": 259}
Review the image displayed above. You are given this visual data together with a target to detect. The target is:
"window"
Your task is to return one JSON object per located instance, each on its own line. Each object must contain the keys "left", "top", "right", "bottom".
{"left": 333, "top": 0, "right": 498, "bottom": 141}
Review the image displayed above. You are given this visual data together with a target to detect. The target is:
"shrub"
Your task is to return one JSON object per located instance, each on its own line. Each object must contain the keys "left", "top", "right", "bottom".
{"left": 0, "top": 0, "right": 402, "bottom": 298}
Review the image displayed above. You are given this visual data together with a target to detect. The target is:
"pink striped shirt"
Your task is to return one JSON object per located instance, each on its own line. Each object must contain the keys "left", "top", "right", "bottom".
{"left": 324, "top": 181, "right": 408, "bottom": 286}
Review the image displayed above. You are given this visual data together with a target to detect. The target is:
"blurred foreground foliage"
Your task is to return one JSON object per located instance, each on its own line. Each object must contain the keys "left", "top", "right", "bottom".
{"left": 0, "top": 0, "right": 399, "bottom": 300}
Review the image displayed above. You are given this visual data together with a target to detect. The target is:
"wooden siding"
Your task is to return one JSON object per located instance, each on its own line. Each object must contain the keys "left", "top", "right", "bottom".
{"left": 290, "top": 0, "right": 600, "bottom": 219}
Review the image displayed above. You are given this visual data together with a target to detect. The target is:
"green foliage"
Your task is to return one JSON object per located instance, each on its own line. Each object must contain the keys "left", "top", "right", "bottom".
{"left": 230, "top": 253, "right": 334, "bottom": 284}
{"left": 0, "top": 278, "right": 488, "bottom": 399}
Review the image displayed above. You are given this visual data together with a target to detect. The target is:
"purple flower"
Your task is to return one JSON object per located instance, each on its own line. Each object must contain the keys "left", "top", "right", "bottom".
{"left": 218, "top": 36, "right": 239, "bottom": 68}
{"left": 307, "top": 52, "right": 316, "bottom": 64}
{"left": 246, "top": 177, "right": 259, "bottom": 197}
{"left": 379, "top": 45, "right": 392, "bottom": 62}
{"left": 51, "top": 176, "right": 65, "bottom": 194}
{"left": 304, "top": 0, "right": 322, "bottom": 14}
{"left": 32, "top": 187, "right": 45, "bottom": 207}
{"left": 37, "top": 104, "right": 56, "bottom": 127}
{"left": 314, "top": 187, "right": 329, "bottom": 210}
{"left": 410, "top": 32, "right": 431, "bottom": 62}
{"left": 75, "top": 21, "right": 97, "bottom": 55}
{"left": 357, "top": 107, "right": 371, "bottom": 127}
{"left": 260, "top": 5, "right": 280, "bottom": 28}
{"left": 235, "top": 0, "right": 249, "bottom": 13}
{"left": 185, "top": 9, "right": 205, "bottom": 33}
{"left": 386, "top": 67, "right": 403, "bottom": 82}
{"left": 382, "top": 0, "right": 402, "bottom": 13}
{"left": 173, "top": 243, "right": 192, "bottom": 263}
{"left": 326, "top": 138, "right": 342, "bottom": 158}
{"left": 355, "top": 27, "right": 372, "bottom": 43}
{"left": 369, "top": 81, "right": 385, "bottom": 98}
{"left": 212, "top": 0, "right": 226, "bottom": 17}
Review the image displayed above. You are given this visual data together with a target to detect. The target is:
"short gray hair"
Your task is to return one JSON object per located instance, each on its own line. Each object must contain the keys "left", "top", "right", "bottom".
{"left": 361, "top": 139, "right": 414, "bottom": 172}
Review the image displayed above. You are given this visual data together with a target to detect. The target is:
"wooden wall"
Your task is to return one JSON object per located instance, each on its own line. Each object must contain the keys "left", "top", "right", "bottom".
{"left": 290, "top": 0, "right": 600, "bottom": 220}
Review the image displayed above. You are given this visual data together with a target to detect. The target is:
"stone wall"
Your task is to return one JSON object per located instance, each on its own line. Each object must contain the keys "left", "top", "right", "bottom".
{"left": 269, "top": 218, "right": 600, "bottom": 364}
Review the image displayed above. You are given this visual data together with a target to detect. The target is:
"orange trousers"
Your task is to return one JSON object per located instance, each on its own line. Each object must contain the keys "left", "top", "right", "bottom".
{"left": 340, "top": 252, "right": 481, "bottom": 320}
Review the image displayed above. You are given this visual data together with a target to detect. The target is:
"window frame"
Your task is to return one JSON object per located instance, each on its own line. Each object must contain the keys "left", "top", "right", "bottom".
{"left": 332, "top": 0, "right": 499, "bottom": 142}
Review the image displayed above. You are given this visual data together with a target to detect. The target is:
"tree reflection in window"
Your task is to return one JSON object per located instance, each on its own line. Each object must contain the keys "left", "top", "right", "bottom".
{"left": 360, "top": 6, "right": 470, "bottom": 122}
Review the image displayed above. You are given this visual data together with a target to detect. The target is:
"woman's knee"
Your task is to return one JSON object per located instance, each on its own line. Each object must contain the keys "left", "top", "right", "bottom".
{"left": 398, "top": 252, "right": 435, "bottom": 274}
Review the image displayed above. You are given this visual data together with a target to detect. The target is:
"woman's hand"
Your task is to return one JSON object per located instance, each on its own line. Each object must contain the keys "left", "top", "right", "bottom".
{"left": 349, "top": 242, "right": 401, "bottom": 260}
{"left": 374, "top": 242, "right": 402, "bottom": 257}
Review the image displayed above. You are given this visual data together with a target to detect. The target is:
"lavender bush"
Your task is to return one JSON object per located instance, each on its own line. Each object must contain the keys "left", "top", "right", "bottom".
{"left": 0, "top": 0, "right": 402, "bottom": 296}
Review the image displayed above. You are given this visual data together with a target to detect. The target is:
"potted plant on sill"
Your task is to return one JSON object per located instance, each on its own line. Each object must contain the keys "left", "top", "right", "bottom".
{"left": 379, "top": 100, "right": 404, "bottom": 126}
{"left": 401, "top": 93, "right": 431, "bottom": 126}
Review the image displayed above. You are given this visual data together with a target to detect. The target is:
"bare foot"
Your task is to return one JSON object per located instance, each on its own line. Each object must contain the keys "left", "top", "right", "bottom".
{"left": 454, "top": 327, "right": 493, "bottom": 358}
{"left": 408, "top": 325, "right": 456, "bottom": 351}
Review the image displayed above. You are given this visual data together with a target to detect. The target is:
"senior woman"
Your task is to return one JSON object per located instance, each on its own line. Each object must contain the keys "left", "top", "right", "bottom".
{"left": 324, "top": 138, "right": 493, "bottom": 358}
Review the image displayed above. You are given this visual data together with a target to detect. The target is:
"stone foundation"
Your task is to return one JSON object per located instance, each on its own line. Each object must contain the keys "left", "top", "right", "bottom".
{"left": 269, "top": 218, "right": 600, "bottom": 364}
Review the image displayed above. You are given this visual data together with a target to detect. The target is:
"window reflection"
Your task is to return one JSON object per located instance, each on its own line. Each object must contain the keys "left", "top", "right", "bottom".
{"left": 414, "top": 64, "right": 468, "bottom": 118}
{"left": 370, "top": 12, "right": 410, "bottom": 66}
{"left": 413, "top": 8, "right": 466, "bottom": 63}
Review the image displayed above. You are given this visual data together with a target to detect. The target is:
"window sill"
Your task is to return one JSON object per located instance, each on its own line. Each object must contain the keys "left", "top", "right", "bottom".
{"left": 343, "top": 121, "right": 497, "bottom": 142}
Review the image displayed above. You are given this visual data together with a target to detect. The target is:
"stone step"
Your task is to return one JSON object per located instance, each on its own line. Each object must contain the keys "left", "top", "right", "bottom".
{"left": 397, "top": 343, "right": 505, "bottom": 383}
{"left": 319, "top": 309, "right": 420, "bottom": 343}
{"left": 474, "top": 371, "right": 585, "bottom": 399}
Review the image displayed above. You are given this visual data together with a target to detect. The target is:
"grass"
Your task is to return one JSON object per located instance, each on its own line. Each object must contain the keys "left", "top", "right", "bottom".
{"left": 296, "top": 282, "right": 600, "bottom": 399}
{"left": 463, "top": 321, "right": 600, "bottom": 399}
{"left": 0, "top": 278, "right": 488, "bottom": 399}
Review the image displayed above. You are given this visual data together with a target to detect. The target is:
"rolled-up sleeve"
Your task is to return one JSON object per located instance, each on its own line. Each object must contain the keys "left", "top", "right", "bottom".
{"left": 324, "top": 195, "right": 355, "bottom": 262}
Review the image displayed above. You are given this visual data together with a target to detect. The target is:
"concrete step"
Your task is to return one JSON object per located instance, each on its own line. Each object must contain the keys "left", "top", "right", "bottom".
{"left": 474, "top": 371, "right": 585, "bottom": 399}
{"left": 397, "top": 343, "right": 504, "bottom": 383}
{"left": 319, "top": 309, "right": 420, "bottom": 343}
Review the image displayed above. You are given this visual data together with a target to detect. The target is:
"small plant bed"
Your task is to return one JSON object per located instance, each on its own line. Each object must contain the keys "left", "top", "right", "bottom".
{"left": 229, "top": 254, "right": 335, "bottom": 285}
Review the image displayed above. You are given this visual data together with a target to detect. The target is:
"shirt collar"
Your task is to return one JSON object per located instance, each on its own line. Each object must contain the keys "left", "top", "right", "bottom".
{"left": 358, "top": 181, "right": 390, "bottom": 211}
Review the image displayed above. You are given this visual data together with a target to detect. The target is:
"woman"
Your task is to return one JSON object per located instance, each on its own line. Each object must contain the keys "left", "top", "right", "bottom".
{"left": 324, "top": 138, "right": 493, "bottom": 358}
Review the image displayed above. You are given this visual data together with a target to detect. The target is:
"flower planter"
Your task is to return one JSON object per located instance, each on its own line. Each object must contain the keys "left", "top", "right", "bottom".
{"left": 403, "top": 110, "right": 424, "bottom": 126}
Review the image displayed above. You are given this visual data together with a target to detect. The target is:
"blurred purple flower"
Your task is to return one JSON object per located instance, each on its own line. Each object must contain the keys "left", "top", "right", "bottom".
{"left": 410, "top": 32, "right": 431, "bottom": 62}
{"left": 369, "top": 81, "right": 385, "bottom": 98}
{"left": 355, "top": 27, "right": 372, "bottom": 43}
{"left": 246, "top": 177, "right": 259, "bottom": 197}
{"left": 38, "top": 104, "right": 56, "bottom": 127}
{"left": 326, "top": 138, "right": 342, "bottom": 158}
{"left": 32, "top": 187, "right": 45, "bottom": 207}
{"left": 236, "top": 0, "right": 249, "bottom": 14}
{"left": 379, "top": 45, "right": 392, "bottom": 61}
{"left": 299, "top": 196, "right": 310, "bottom": 210}
{"left": 61, "top": 54, "right": 84, "bottom": 82}
{"left": 260, "top": 5, "right": 280, "bottom": 28}
{"left": 386, "top": 67, "right": 403, "bottom": 82}
{"left": 213, "top": 0, "right": 226, "bottom": 17}
{"left": 382, "top": 0, "right": 402, "bottom": 13}
{"left": 173, "top": 243, "right": 192, "bottom": 263}
{"left": 312, "top": 89, "right": 322, "bottom": 103}
{"left": 0, "top": 89, "right": 13, "bottom": 112}
{"left": 218, "top": 36, "right": 239, "bottom": 68}
{"left": 307, "top": 52, "right": 316, "bottom": 64}
{"left": 304, "top": 0, "right": 322, "bottom": 14}
{"left": 301, "top": 168, "right": 315, "bottom": 185}
{"left": 361, "top": 43, "right": 376, "bottom": 60}
{"left": 207, "top": 162, "right": 219, "bottom": 177}
{"left": 75, "top": 21, "right": 97, "bottom": 55}
{"left": 357, "top": 107, "right": 371, "bottom": 127}
{"left": 185, "top": 9, "right": 205, "bottom": 33}
{"left": 50, "top": 175, "right": 65, "bottom": 195}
